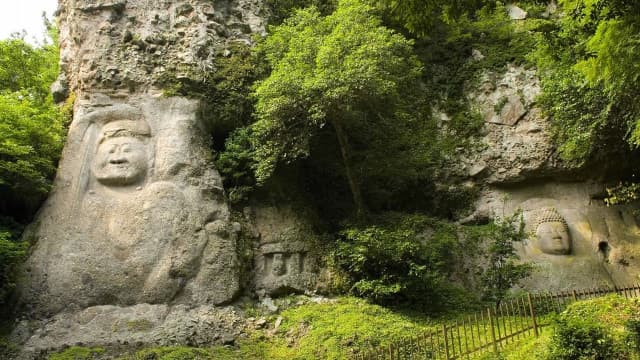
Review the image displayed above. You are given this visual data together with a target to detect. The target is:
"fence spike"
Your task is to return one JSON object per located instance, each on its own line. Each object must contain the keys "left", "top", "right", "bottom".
{"left": 443, "top": 324, "right": 451, "bottom": 360}
{"left": 488, "top": 307, "right": 498, "bottom": 354}
{"left": 527, "top": 293, "right": 539, "bottom": 337}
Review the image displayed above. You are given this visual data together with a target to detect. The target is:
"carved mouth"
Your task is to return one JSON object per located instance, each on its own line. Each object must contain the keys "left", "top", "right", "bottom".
{"left": 550, "top": 237, "right": 568, "bottom": 250}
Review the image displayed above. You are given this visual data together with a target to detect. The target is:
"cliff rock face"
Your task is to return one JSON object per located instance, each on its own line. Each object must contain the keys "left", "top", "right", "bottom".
{"left": 56, "top": 0, "right": 265, "bottom": 95}
{"left": 458, "top": 65, "right": 567, "bottom": 184}
{"left": 459, "top": 64, "right": 640, "bottom": 291}
{"left": 245, "top": 205, "right": 321, "bottom": 297}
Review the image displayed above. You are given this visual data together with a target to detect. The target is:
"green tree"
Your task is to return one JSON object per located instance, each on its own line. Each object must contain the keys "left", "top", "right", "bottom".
{"left": 480, "top": 213, "right": 531, "bottom": 307}
{"left": 530, "top": 0, "right": 640, "bottom": 201}
{"left": 252, "top": 0, "right": 423, "bottom": 216}
{"left": 532, "top": 0, "right": 640, "bottom": 157}
{"left": 558, "top": 0, "right": 640, "bottom": 145}
{"left": 0, "top": 34, "right": 65, "bottom": 220}
{"left": 0, "top": 35, "right": 58, "bottom": 99}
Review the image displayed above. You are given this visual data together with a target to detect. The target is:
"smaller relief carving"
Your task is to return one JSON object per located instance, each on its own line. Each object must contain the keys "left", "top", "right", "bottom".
{"left": 255, "top": 241, "right": 317, "bottom": 296}
{"left": 534, "top": 207, "right": 572, "bottom": 255}
{"left": 264, "top": 252, "right": 306, "bottom": 277}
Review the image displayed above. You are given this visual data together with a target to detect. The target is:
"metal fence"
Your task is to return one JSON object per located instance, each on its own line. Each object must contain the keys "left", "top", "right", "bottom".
{"left": 353, "top": 284, "right": 640, "bottom": 360}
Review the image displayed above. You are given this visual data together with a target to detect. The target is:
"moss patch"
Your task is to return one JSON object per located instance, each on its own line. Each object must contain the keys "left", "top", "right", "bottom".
{"left": 125, "top": 319, "right": 154, "bottom": 332}
{"left": 49, "top": 346, "right": 105, "bottom": 360}
{"left": 119, "top": 347, "right": 211, "bottom": 360}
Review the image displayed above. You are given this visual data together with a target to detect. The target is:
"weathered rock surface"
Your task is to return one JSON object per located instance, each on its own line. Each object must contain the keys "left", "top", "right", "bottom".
{"left": 455, "top": 65, "right": 571, "bottom": 184}
{"left": 57, "top": 0, "right": 266, "bottom": 96}
{"left": 456, "top": 59, "right": 640, "bottom": 292}
{"left": 13, "top": 0, "right": 327, "bottom": 355}
{"left": 12, "top": 304, "right": 243, "bottom": 359}
{"left": 507, "top": 4, "right": 527, "bottom": 20}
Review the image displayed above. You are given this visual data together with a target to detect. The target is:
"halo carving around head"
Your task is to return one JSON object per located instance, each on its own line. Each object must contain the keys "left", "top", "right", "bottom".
{"left": 535, "top": 207, "right": 569, "bottom": 230}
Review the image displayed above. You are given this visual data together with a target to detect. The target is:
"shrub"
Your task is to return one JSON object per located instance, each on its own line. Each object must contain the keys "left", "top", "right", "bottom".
{"left": 478, "top": 213, "right": 532, "bottom": 307}
{"left": 547, "top": 295, "right": 640, "bottom": 360}
{"left": 331, "top": 213, "right": 467, "bottom": 311}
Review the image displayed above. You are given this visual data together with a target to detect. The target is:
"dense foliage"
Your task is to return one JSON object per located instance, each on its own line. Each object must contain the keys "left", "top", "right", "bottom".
{"left": 0, "top": 35, "right": 65, "bottom": 220}
{"left": 330, "top": 212, "right": 535, "bottom": 312}
{"left": 219, "top": 0, "right": 501, "bottom": 218}
{"left": 0, "top": 31, "right": 65, "bottom": 309}
{"left": 370, "top": 0, "right": 486, "bottom": 36}
{"left": 332, "top": 214, "right": 472, "bottom": 311}
{"left": 250, "top": 0, "right": 425, "bottom": 216}
{"left": 0, "top": 230, "right": 26, "bottom": 308}
{"left": 532, "top": 0, "right": 640, "bottom": 170}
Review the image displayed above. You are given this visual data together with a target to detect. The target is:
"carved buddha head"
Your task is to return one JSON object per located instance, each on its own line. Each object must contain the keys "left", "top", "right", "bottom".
{"left": 92, "top": 119, "right": 151, "bottom": 187}
{"left": 534, "top": 207, "right": 571, "bottom": 255}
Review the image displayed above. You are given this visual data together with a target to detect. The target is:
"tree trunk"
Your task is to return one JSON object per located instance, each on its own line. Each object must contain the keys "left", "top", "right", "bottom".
{"left": 331, "top": 119, "right": 366, "bottom": 218}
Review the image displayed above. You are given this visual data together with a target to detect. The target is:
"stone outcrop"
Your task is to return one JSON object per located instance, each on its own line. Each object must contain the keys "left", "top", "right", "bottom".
{"left": 458, "top": 65, "right": 567, "bottom": 184}
{"left": 452, "top": 56, "right": 640, "bottom": 292}
{"left": 56, "top": 0, "right": 266, "bottom": 96}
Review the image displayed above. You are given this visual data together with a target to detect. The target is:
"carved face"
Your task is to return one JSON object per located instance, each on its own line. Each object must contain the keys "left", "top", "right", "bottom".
{"left": 535, "top": 221, "right": 571, "bottom": 255}
{"left": 93, "top": 136, "right": 148, "bottom": 186}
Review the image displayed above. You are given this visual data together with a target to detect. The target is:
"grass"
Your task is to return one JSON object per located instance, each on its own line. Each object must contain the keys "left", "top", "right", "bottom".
{"left": 110, "top": 296, "right": 437, "bottom": 360}
{"left": 45, "top": 295, "right": 640, "bottom": 360}
{"left": 44, "top": 297, "right": 554, "bottom": 360}
{"left": 473, "top": 328, "right": 552, "bottom": 360}
{"left": 108, "top": 296, "right": 554, "bottom": 360}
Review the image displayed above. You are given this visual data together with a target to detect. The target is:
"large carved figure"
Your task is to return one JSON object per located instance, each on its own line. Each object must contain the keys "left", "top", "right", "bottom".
{"left": 471, "top": 183, "right": 640, "bottom": 291}
{"left": 533, "top": 207, "right": 571, "bottom": 255}
{"left": 20, "top": 96, "right": 239, "bottom": 316}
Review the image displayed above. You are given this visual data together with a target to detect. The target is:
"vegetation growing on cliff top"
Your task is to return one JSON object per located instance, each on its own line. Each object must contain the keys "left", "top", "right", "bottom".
{"left": 532, "top": 1, "right": 640, "bottom": 170}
